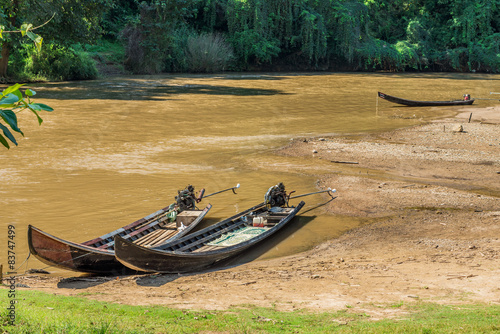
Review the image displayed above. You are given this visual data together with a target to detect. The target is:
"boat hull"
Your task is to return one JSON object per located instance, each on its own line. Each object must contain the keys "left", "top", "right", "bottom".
{"left": 115, "top": 202, "right": 305, "bottom": 273}
{"left": 28, "top": 204, "right": 211, "bottom": 274}
{"left": 378, "top": 92, "right": 475, "bottom": 106}
{"left": 28, "top": 225, "right": 129, "bottom": 275}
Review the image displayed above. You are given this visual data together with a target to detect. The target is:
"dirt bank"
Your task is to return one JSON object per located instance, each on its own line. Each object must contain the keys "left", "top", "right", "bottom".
{"left": 10, "top": 106, "right": 500, "bottom": 317}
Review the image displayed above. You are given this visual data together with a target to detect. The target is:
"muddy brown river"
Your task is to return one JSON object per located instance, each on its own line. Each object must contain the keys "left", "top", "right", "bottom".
{"left": 1, "top": 72, "right": 497, "bottom": 275}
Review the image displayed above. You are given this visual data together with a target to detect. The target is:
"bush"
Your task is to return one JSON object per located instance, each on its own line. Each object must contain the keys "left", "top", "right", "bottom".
{"left": 122, "top": 25, "right": 234, "bottom": 74}
{"left": 185, "top": 32, "right": 234, "bottom": 72}
{"left": 28, "top": 44, "right": 98, "bottom": 81}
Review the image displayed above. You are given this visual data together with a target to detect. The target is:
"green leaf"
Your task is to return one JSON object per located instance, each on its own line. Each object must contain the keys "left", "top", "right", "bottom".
{"left": 26, "top": 31, "right": 36, "bottom": 40}
{"left": 28, "top": 103, "right": 41, "bottom": 111}
{"left": 0, "top": 25, "right": 4, "bottom": 39}
{"left": 34, "top": 36, "right": 43, "bottom": 52}
{"left": 0, "top": 110, "right": 23, "bottom": 135}
{"left": 12, "top": 89, "right": 23, "bottom": 101}
{"left": 0, "top": 122, "right": 18, "bottom": 146}
{"left": 0, "top": 133, "right": 10, "bottom": 149}
{"left": 29, "top": 103, "right": 53, "bottom": 112}
{"left": 26, "top": 32, "right": 43, "bottom": 52}
{"left": 28, "top": 108, "right": 44, "bottom": 125}
{"left": 0, "top": 93, "right": 20, "bottom": 107}
{"left": 2, "top": 84, "right": 24, "bottom": 97}
{"left": 25, "top": 89, "right": 36, "bottom": 97}
{"left": 20, "top": 23, "right": 33, "bottom": 37}
{"left": 35, "top": 36, "right": 43, "bottom": 52}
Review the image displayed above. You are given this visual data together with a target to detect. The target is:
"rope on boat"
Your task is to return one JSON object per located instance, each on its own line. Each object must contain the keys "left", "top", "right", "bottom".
{"left": 1, "top": 252, "right": 31, "bottom": 279}
{"left": 1, "top": 250, "right": 98, "bottom": 279}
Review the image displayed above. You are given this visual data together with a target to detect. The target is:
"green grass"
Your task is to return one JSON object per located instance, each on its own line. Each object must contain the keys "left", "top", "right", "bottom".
{"left": 1, "top": 290, "right": 499, "bottom": 333}
{"left": 83, "top": 40, "right": 125, "bottom": 66}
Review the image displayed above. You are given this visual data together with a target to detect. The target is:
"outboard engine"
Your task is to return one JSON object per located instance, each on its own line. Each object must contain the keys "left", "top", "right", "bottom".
{"left": 175, "top": 185, "right": 197, "bottom": 210}
{"left": 265, "top": 183, "right": 288, "bottom": 207}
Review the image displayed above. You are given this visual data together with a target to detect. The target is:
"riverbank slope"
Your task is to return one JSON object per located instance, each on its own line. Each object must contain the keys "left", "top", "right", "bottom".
{"left": 9, "top": 106, "right": 500, "bottom": 318}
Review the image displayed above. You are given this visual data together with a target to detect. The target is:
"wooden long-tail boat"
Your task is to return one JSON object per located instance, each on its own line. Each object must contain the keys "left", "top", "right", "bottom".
{"left": 115, "top": 184, "right": 305, "bottom": 274}
{"left": 115, "top": 202, "right": 304, "bottom": 273}
{"left": 378, "top": 92, "right": 475, "bottom": 106}
{"left": 28, "top": 185, "right": 212, "bottom": 274}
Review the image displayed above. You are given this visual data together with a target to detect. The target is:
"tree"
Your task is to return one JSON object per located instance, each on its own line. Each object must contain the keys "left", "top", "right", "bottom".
{"left": 0, "top": 83, "right": 53, "bottom": 149}
{"left": 0, "top": 0, "right": 109, "bottom": 78}
{"left": 0, "top": 19, "right": 53, "bottom": 149}
{"left": 123, "top": 0, "right": 199, "bottom": 74}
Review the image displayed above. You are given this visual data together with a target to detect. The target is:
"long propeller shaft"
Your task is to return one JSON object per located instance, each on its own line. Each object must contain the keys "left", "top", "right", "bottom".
{"left": 289, "top": 188, "right": 336, "bottom": 199}
{"left": 203, "top": 183, "right": 241, "bottom": 198}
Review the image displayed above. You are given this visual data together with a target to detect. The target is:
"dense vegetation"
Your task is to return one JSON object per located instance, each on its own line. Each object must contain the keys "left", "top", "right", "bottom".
{"left": 2, "top": 0, "right": 500, "bottom": 80}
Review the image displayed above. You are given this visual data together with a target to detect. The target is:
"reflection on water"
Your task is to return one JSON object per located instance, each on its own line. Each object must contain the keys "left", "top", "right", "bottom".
{"left": 1, "top": 72, "right": 497, "bottom": 275}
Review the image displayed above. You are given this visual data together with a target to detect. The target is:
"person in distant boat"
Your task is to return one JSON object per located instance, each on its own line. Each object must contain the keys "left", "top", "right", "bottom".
{"left": 463, "top": 94, "right": 471, "bottom": 101}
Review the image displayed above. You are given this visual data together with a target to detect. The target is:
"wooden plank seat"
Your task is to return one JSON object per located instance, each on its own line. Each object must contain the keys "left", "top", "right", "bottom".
{"left": 134, "top": 230, "right": 177, "bottom": 247}
{"left": 134, "top": 226, "right": 178, "bottom": 247}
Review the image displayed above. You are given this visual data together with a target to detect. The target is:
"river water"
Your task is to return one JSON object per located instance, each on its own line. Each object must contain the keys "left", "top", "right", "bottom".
{"left": 1, "top": 72, "right": 497, "bottom": 275}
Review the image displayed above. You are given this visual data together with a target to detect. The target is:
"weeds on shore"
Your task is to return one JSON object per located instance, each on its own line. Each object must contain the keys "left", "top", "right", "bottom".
{"left": 185, "top": 33, "right": 234, "bottom": 73}
{"left": 0, "top": 290, "right": 499, "bottom": 333}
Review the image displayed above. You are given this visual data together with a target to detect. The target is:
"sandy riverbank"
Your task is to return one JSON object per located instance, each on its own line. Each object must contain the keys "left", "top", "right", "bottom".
{"left": 9, "top": 106, "right": 500, "bottom": 318}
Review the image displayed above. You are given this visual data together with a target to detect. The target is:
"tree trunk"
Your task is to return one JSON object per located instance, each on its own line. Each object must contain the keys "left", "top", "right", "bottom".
{"left": 1, "top": 0, "right": 17, "bottom": 79}
{"left": 0, "top": 42, "right": 11, "bottom": 78}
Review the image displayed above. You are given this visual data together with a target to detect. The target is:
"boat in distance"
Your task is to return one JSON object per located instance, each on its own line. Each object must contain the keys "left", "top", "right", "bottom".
{"left": 28, "top": 185, "right": 212, "bottom": 274}
{"left": 378, "top": 92, "right": 475, "bottom": 106}
{"left": 115, "top": 201, "right": 305, "bottom": 273}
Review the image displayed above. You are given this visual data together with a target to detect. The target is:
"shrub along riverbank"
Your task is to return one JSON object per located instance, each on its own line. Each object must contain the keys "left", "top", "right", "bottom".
{"left": 0, "top": 290, "right": 499, "bottom": 333}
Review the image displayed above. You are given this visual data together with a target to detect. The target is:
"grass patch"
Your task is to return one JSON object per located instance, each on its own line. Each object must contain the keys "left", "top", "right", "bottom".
{"left": 84, "top": 40, "right": 126, "bottom": 65}
{"left": 81, "top": 39, "right": 126, "bottom": 75}
{"left": 1, "top": 290, "right": 499, "bottom": 333}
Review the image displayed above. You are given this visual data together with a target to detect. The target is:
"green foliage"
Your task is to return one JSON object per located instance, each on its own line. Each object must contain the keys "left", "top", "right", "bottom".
{"left": 27, "top": 44, "right": 98, "bottom": 81}
{"left": 297, "top": 8, "right": 327, "bottom": 64}
{"left": 406, "top": 20, "right": 431, "bottom": 48}
{"left": 357, "top": 38, "right": 400, "bottom": 70}
{"left": 122, "top": 0, "right": 199, "bottom": 74}
{"left": 394, "top": 41, "right": 421, "bottom": 69}
{"left": 226, "top": 0, "right": 282, "bottom": 64}
{"left": 327, "top": 0, "right": 368, "bottom": 63}
{"left": 0, "top": 83, "right": 53, "bottom": 149}
{"left": 27, "top": 0, "right": 111, "bottom": 46}
{"left": 0, "top": 0, "right": 111, "bottom": 80}
{"left": 225, "top": 0, "right": 330, "bottom": 66}
{"left": 84, "top": 40, "right": 126, "bottom": 66}
{"left": 361, "top": 0, "right": 500, "bottom": 72}
{"left": 229, "top": 29, "right": 281, "bottom": 65}
{"left": 101, "top": 0, "right": 140, "bottom": 38}
{"left": 4, "top": 0, "right": 500, "bottom": 75}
